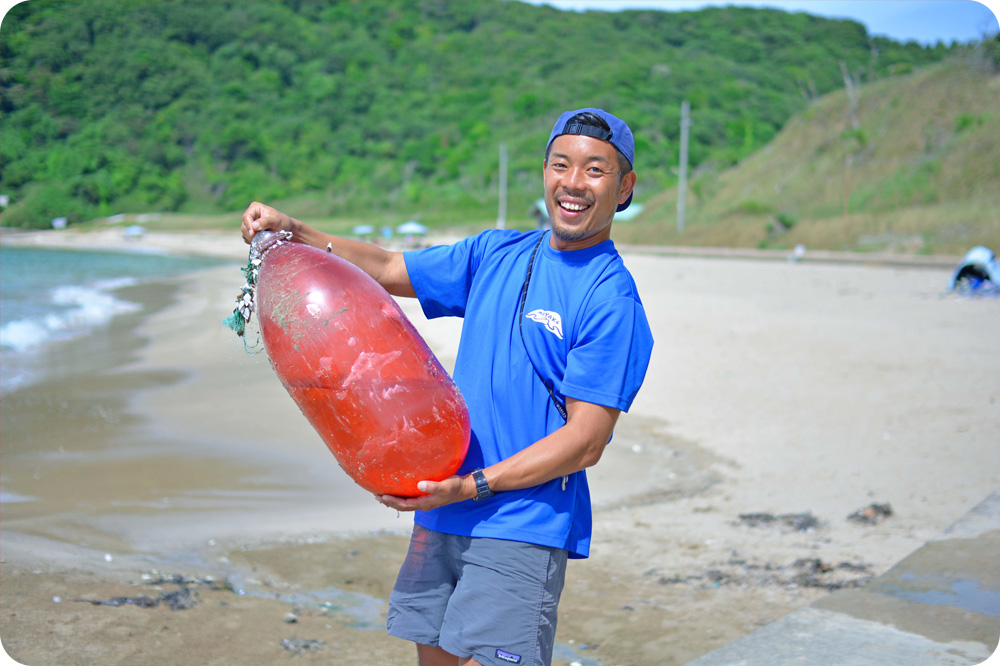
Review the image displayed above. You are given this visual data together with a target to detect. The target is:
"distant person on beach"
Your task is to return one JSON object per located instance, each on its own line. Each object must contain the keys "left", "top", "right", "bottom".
{"left": 241, "top": 108, "right": 653, "bottom": 666}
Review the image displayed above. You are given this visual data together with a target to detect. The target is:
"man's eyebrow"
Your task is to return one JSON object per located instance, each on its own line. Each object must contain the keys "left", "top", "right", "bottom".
{"left": 549, "top": 151, "right": 612, "bottom": 164}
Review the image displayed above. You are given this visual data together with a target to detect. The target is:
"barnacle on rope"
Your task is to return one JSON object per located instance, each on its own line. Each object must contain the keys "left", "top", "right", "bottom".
{"left": 223, "top": 230, "right": 292, "bottom": 351}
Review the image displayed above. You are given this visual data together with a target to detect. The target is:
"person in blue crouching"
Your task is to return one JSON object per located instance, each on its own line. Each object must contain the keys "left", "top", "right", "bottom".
{"left": 241, "top": 107, "right": 654, "bottom": 666}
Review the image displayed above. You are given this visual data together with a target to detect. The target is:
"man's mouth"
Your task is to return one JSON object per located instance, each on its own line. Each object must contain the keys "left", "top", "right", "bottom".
{"left": 558, "top": 200, "right": 591, "bottom": 212}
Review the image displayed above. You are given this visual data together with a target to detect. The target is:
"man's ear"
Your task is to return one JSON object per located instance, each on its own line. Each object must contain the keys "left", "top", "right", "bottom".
{"left": 618, "top": 171, "right": 637, "bottom": 207}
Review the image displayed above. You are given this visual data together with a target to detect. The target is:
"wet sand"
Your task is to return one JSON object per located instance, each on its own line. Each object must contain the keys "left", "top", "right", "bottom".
{"left": 1, "top": 229, "right": 999, "bottom": 665}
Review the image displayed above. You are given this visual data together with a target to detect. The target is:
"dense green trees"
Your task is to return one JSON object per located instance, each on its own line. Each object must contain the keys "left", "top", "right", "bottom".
{"left": 0, "top": 0, "right": 954, "bottom": 228}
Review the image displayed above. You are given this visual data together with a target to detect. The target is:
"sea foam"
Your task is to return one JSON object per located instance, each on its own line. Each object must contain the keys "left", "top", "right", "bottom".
{"left": 0, "top": 282, "right": 142, "bottom": 353}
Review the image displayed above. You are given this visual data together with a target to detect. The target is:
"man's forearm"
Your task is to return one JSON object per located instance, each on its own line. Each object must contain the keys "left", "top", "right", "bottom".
{"left": 286, "top": 218, "right": 416, "bottom": 298}
{"left": 374, "top": 398, "right": 620, "bottom": 512}
{"left": 483, "top": 398, "right": 620, "bottom": 494}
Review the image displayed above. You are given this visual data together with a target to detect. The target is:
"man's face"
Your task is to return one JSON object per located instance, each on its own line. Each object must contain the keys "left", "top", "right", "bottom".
{"left": 543, "top": 134, "right": 636, "bottom": 251}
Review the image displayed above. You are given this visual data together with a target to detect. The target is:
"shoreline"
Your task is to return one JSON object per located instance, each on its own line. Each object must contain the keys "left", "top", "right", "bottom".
{"left": 0, "top": 224, "right": 967, "bottom": 268}
{"left": 2, "top": 228, "right": 998, "bottom": 665}
{"left": 0, "top": 227, "right": 250, "bottom": 262}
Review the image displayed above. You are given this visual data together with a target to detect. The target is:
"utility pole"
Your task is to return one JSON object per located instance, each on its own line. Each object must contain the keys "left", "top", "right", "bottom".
{"left": 677, "top": 100, "right": 691, "bottom": 233}
{"left": 496, "top": 142, "right": 508, "bottom": 229}
{"left": 839, "top": 60, "right": 861, "bottom": 130}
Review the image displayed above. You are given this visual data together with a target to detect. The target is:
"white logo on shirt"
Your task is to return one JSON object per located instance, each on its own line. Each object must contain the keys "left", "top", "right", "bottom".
{"left": 525, "top": 309, "right": 563, "bottom": 339}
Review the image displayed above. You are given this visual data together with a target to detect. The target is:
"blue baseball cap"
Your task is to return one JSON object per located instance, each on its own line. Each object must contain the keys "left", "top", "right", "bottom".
{"left": 547, "top": 107, "right": 635, "bottom": 212}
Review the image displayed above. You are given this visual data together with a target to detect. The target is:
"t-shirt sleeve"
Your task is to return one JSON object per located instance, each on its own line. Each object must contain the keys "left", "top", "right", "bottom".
{"left": 561, "top": 295, "right": 653, "bottom": 413}
{"left": 403, "top": 235, "right": 483, "bottom": 319}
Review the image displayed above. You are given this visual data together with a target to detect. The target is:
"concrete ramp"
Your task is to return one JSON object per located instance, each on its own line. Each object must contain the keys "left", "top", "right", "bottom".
{"left": 684, "top": 492, "right": 1000, "bottom": 666}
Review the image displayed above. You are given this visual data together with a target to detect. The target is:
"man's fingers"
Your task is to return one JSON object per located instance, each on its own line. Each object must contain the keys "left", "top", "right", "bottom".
{"left": 240, "top": 202, "right": 275, "bottom": 242}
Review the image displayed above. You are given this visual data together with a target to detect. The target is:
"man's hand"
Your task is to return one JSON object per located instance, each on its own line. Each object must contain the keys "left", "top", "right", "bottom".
{"left": 241, "top": 201, "right": 295, "bottom": 244}
{"left": 376, "top": 475, "right": 476, "bottom": 512}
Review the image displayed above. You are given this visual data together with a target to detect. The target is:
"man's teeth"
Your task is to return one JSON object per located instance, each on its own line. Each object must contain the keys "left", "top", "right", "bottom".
{"left": 561, "top": 202, "right": 588, "bottom": 211}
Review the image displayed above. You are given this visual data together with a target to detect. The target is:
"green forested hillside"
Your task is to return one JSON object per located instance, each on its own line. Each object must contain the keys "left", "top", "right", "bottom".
{"left": 1, "top": 0, "right": 955, "bottom": 229}
{"left": 614, "top": 53, "right": 1000, "bottom": 255}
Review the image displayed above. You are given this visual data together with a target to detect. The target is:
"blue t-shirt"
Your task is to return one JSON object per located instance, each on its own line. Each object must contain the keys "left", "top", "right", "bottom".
{"left": 403, "top": 229, "right": 653, "bottom": 558}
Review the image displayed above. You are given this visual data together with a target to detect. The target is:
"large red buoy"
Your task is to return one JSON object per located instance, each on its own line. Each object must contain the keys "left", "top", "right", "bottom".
{"left": 243, "top": 231, "right": 470, "bottom": 497}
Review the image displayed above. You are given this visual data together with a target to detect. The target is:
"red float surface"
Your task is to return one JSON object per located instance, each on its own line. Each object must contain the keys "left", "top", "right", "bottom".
{"left": 255, "top": 241, "right": 470, "bottom": 497}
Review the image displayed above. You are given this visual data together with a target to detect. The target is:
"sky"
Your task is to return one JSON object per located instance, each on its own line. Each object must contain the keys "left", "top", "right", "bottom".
{"left": 521, "top": 0, "right": 1000, "bottom": 45}
{"left": 0, "top": 1, "right": 995, "bottom": 44}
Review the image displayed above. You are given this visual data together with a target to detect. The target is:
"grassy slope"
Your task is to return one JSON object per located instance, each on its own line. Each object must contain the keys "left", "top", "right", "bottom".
{"left": 78, "top": 59, "right": 999, "bottom": 254}
{"left": 614, "top": 57, "right": 1000, "bottom": 255}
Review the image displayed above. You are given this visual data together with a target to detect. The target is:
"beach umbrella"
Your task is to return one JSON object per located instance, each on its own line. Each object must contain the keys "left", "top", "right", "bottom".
{"left": 613, "top": 203, "right": 644, "bottom": 221}
{"left": 351, "top": 224, "right": 375, "bottom": 236}
{"left": 396, "top": 221, "right": 427, "bottom": 235}
{"left": 122, "top": 225, "right": 146, "bottom": 239}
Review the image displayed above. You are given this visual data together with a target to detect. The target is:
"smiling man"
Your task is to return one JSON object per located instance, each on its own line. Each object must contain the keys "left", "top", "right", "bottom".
{"left": 240, "top": 107, "right": 653, "bottom": 666}
{"left": 543, "top": 109, "right": 637, "bottom": 249}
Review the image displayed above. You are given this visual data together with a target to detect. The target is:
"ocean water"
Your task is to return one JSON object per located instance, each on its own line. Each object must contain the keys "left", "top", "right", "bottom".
{"left": 0, "top": 245, "right": 223, "bottom": 393}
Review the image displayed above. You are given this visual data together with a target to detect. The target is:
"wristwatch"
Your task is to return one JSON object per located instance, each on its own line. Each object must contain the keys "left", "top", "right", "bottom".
{"left": 471, "top": 468, "right": 494, "bottom": 502}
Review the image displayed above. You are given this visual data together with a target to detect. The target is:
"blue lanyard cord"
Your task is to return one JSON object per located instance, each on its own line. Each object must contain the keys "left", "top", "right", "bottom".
{"left": 517, "top": 233, "right": 568, "bottom": 422}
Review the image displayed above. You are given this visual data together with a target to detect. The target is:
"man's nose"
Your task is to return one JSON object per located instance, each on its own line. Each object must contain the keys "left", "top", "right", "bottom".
{"left": 562, "top": 166, "right": 587, "bottom": 192}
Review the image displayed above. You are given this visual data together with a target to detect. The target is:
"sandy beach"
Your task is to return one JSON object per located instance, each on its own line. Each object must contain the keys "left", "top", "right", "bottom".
{"left": 1, "top": 227, "right": 998, "bottom": 665}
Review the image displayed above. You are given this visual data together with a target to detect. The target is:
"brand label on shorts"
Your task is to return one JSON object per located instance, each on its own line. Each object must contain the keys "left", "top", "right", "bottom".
{"left": 496, "top": 649, "right": 522, "bottom": 664}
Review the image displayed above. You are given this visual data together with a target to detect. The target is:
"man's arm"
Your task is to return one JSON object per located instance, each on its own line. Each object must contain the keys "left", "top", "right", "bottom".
{"left": 241, "top": 201, "right": 415, "bottom": 298}
{"left": 377, "top": 397, "right": 620, "bottom": 510}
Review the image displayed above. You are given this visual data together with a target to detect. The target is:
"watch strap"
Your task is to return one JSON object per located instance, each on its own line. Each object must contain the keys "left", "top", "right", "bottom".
{"left": 471, "top": 468, "right": 494, "bottom": 501}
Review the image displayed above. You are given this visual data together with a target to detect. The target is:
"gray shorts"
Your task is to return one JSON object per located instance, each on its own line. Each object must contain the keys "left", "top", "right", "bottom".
{"left": 387, "top": 524, "right": 568, "bottom": 666}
